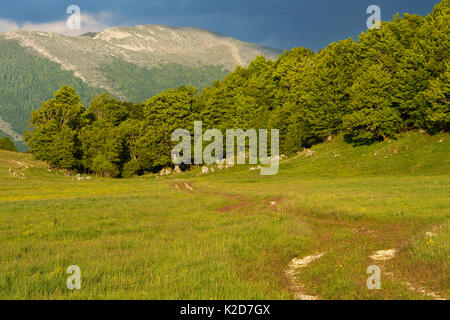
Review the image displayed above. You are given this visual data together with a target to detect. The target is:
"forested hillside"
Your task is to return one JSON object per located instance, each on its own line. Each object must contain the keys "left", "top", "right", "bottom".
{"left": 0, "top": 39, "right": 229, "bottom": 147}
{"left": 99, "top": 60, "right": 228, "bottom": 103}
{"left": 25, "top": 0, "right": 449, "bottom": 177}
{"left": 0, "top": 40, "right": 103, "bottom": 147}
{"left": 0, "top": 25, "right": 281, "bottom": 145}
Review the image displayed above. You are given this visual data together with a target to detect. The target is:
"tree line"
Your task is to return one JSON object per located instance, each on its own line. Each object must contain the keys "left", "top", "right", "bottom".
{"left": 25, "top": 0, "right": 449, "bottom": 177}
{"left": 0, "top": 39, "right": 102, "bottom": 135}
{"left": 0, "top": 137, "right": 17, "bottom": 152}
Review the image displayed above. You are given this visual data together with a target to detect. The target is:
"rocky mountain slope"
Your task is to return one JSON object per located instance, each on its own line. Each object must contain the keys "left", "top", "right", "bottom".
{"left": 0, "top": 25, "right": 282, "bottom": 149}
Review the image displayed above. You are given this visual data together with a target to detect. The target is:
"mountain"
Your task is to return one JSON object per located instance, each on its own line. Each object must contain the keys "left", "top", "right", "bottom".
{"left": 0, "top": 25, "right": 282, "bottom": 150}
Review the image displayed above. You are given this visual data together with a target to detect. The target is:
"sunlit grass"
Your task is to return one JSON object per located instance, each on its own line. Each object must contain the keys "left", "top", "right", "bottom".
{"left": 0, "top": 131, "right": 448, "bottom": 299}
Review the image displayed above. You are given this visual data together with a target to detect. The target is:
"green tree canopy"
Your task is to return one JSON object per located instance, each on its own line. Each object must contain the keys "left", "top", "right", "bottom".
{"left": 0, "top": 137, "right": 17, "bottom": 152}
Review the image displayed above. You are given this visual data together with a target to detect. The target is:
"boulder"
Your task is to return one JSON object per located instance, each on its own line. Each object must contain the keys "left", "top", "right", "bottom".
{"left": 305, "top": 150, "right": 315, "bottom": 157}
{"left": 201, "top": 166, "right": 209, "bottom": 174}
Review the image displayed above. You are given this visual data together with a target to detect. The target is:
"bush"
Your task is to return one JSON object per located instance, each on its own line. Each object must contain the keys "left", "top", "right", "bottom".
{"left": 122, "top": 159, "right": 141, "bottom": 178}
{"left": 91, "top": 154, "right": 120, "bottom": 178}
{"left": 343, "top": 107, "right": 403, "bottom": 145}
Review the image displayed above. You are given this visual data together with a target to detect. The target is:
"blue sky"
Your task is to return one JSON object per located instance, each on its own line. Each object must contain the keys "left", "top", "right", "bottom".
{"left": 0, "top": 0, "right": 441, "bottom": 50}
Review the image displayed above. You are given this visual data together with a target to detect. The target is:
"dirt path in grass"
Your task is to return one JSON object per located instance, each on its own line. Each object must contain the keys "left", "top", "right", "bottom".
{"left": 369, "top": 248, "right": 446, "bottom": 300}
{"left": 172, "top": 181, "right": 281, "bottom": 213}
{"left": 7, "top": 160, "right": 34, "bottom": 179}
{"left": 285, "top": 253, "right": 326, "bottom": 300}
{"left": 170, "top": 180, "right": 447, "bottom": 300}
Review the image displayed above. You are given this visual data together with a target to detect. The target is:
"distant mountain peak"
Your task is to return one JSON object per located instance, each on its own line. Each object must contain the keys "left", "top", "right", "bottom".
{"left": 0, "top": 25, "right": 282, "bottom": 145}
{"left": 1, "top": 25, "right": 281, "bottom": 88}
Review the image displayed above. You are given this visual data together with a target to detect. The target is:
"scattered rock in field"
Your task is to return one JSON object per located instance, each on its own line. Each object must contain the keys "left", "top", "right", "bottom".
{"left": 425, "top": 232, "right": 436, "bottom": 238}
{"left": 305, "top": 150, "right": 315, "bottom": 158}
{"left": 269, "top": 201, "right": 277, "bottom": 207}
{"left": 184, "top": 183, "right": 194, "bottom": 191}
{"left": 327, "top": 135, "right": 332, "bottom": 141}
{"left": 298, "top": 148, "right": 314, "bottom": 157}
{"left": 290, "top": 253, "right": 325, "bottom": 268}
{"left": 210, "top": 167, "right": 215, "bottom": 173}
{"left": 217, "top": 164, "right": 224, "bottom": 170}
{"left": 271, "top": 154, "right": 287, "bottom": 162}
{"left": 160, "top": 168, "right": 172, "bottom": 176}
{"left": 295, "top": 293, "right": 320, "bottom": 300}
{"left": 174, "top": 165, "right": 182, "bottom": 174}
{"left": 370, "top": 249, "right": 397, "bottom": 261}
{"left": 438, "top": 139, "right": 444, "bottom": 143}
{"left": 8, "top": 167, "right": 26, "bottom": 179}
{"left": 249, "top": 165, "right": 262, "bottom": 171}
{"left": 405, "top": 282, "right": 446, "bottom": 300}
{"left": 226, "top": 161, "right": 235, "bottom": 168}
{"left": 201, "top": 166, "right": 209, "bottom": 174}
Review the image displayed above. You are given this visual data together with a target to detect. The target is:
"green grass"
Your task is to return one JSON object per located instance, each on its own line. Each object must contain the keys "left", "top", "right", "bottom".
{"left": 0, "top": 131, "right": 448, "bottom": 299}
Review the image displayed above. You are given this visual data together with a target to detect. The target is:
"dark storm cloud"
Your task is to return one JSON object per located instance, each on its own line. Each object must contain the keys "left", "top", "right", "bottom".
{"left": 0, "top": 0, "right": 441, "bottom": 50}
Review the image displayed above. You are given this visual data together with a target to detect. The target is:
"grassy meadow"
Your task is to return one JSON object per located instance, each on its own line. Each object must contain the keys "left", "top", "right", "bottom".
{"left": 0, "top": 131, "right": 448, "bottom": 299}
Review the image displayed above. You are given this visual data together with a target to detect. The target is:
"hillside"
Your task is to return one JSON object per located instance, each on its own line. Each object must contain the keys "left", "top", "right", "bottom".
{"left": 0, "top": 25, "right": 282, "bottom": 147}
{"left": 0, "top": 131, "right": 448, "bottom": 299}
{"left": 23, "top": 0, "right": 449, "bottom": 178}
{"left": 0, "top": 40, "right": 104, "bottom": 150}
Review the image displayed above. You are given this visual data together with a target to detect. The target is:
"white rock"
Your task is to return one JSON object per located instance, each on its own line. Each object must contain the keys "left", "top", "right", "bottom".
{"left": 159, "top": 168, "right": 172, "bottom": 176}
{"left": 370, "top": 249, "right": 397, "bottom": 261}
{"left": 201, "top": 166, "right": 209, "bottom": 174}
{"left": 289, "top": 253, "right": 325, "bottom": 269}
{"left": 305, "top": 150, "right": 315, "bottom": 157}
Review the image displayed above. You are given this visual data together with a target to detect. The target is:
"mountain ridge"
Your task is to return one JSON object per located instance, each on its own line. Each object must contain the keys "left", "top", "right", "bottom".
{"left": 0, "top": 25, "right": 282, "bottom": 149}
{"left": 1, "top": 24, "right": 282, "bottom": 96}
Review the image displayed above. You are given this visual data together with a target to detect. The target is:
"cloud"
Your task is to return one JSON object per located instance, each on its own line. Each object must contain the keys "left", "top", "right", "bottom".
{"left": 0, "top": 11, "right": 113, "bottom": 36}
{"left": 0, "top": 19, "right": 20, "bottom": 32}
{"left": 0, "top": 1, "right": 441, "bottom": 49}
